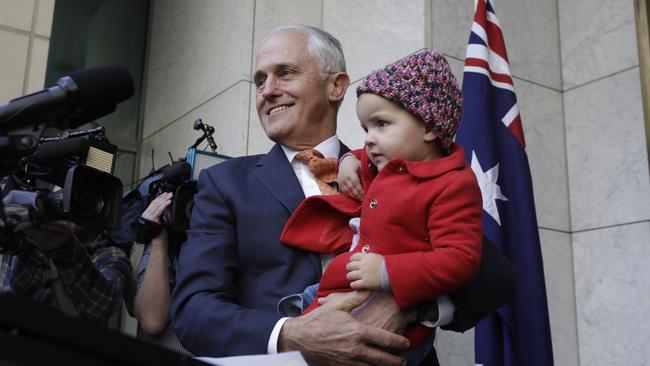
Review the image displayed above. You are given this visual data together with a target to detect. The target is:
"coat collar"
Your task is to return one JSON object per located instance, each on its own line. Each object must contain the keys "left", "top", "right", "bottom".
{"left": 361, "top": 143, "right": 468, "bottom": 182}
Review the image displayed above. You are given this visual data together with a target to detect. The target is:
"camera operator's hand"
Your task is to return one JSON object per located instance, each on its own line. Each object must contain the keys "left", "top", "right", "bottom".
{"left": 23, "top": 220, "right": 75, "bottom": 250}
{"left": 142, "top": 192, "right": 173, "bottom": 223}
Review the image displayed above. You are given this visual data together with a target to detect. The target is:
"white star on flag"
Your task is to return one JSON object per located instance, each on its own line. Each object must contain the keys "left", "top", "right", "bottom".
{"left": 471, "top": 150, "right": 508, "bottom": 225}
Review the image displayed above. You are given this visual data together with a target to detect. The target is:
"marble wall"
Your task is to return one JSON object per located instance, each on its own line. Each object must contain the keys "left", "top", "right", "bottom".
{"left": 0, "top": 0, "right": 54, "bottom": 103}
{"left": 136, "top": 0, "right": 649, "bottom": 365}
{"left": 559, "top": 0, "right": 650, "bottom": 365}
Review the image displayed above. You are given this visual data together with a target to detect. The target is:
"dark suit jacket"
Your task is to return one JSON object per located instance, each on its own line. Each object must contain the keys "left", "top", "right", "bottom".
{"left": 171, "top": 142, "right": 516, "bottom": 357}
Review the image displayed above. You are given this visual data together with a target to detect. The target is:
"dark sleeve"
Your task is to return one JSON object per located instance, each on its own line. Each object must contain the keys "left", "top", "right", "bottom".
{"left": 51, "top": 235, "right": 131, "bottom": 322}
{"left": 171, "top": 169, "right": 280, "bottom": 356}
{"left": 441, "top": 235, "right": 517, "bottom": 332}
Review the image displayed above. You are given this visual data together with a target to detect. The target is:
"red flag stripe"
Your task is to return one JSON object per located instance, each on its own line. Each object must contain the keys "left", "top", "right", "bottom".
{"left": 465, "top": 58, "right": 514, "bottom": 86}
{"left": 485, "top": 19, "right": 509, "bottom": 63}
{"left": 507, "top": 115, "right": 526, "bottom": 147}
{"left": 473, "top": 0, "right": 488, "bottom": 29}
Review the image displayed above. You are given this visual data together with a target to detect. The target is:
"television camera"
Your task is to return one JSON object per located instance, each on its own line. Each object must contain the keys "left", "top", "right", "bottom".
{"left": 0, "top": 65, "right": 134, "bottom": 254}
{"left": 137, "top": 118, "right": 227, "bottom": 234}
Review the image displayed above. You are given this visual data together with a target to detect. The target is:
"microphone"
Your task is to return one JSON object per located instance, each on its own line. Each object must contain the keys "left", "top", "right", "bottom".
{"left": 0, "top": 64, "right": 134, "bottom": 133}
{"left": 193, "top": 118, "right": 215, "bottom": 134}
{"left": 159, "top": 161, "right": 191, "bottom": 182}
{"left": 31, "top": 137, "right": 90, "bottom": 164}
{"left": 193, "top": 118, "right": 218, "bottom": 151}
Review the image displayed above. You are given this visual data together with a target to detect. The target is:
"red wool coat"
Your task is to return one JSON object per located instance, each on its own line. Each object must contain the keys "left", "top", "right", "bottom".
{"left": 281, "top": 144, "right": 482, "bottom": 345}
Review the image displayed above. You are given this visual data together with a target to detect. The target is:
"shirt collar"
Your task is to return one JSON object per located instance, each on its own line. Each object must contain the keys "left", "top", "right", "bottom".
{"left": 281, "top": 135, "right": 340, "bottom": 163}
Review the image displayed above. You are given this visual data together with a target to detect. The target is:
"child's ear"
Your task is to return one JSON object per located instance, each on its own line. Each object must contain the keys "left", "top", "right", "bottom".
{"left": 328, "top": 72, "right": 350, "bottom": 103}
{"left": 423, "top": 129, "right": 437, "bottom": 142}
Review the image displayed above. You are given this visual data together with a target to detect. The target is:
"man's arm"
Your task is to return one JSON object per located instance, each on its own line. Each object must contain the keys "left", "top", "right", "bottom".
{"left": 442, "top": 235, "right": 517, "bottom": 332}
{"left": 22, "top": 222, "right": 130, "bottom": 322}
{"left": 53, "top": 234, "right": 130, "bottom": 321}
{"left": 173, "top": 164, "right": 410, "bottom": 363}
{"left": 171, "top": 169, "right": 282, "bottom": 356}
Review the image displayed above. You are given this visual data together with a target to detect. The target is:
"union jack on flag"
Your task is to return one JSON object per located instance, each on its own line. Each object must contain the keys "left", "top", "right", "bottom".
{"left": 455, "top": 0, "right": 554, "bottom": 365}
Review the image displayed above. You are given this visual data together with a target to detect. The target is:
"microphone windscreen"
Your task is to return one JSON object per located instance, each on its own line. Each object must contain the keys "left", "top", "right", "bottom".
{"left": 33, "top": 137, "right": 90, "bottom": 164}
{"left": 67, "top": 64, "right": 135, "bottom": 109}
{"left": 160, "top": 162, "right": 191, "bottom": 182}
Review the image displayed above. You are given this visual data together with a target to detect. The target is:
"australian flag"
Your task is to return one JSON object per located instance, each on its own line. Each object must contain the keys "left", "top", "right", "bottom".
{"left": 455, "top": 0, "right": 554, "bottom": 365}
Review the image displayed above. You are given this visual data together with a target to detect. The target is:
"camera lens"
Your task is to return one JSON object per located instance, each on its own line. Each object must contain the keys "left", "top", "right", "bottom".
{"left": 72, "top": 192, "right": 104, "bottom": 219}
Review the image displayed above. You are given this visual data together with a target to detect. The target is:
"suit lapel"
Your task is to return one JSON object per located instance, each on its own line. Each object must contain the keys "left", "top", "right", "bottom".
{"left": 253, "top": 141, "right": 350, "bottom": 276}
{"left": 252, "top": 144, "right": 305, "bottom": 215}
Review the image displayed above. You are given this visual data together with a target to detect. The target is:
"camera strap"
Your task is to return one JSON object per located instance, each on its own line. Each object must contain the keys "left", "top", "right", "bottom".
{"left": 47, "top": 259, "right": 80, "bottom": 317}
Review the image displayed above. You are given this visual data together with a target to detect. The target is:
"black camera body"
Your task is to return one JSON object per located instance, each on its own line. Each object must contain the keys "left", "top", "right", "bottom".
{"left": 146, "top": 160, "right": 195, "bottom": 233}
{"left": 0, "top": 65, "right": 133, "bottom": 254}
{"left": 0, "top": 131, "right": 123, "bottom": 254}
{"left": 145, "top": 146, "right": 228, "bottom": 233}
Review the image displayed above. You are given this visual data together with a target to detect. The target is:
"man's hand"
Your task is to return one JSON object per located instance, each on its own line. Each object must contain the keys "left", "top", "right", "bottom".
{"left": 337, "top": 154, "right": 364, "bottom": 201}
{"left": 279, "top": 291, "right": 409, "bottom": 366}
{"left": 23, "top": 221, "right": 74, "bottom": 250}
{"left": 319, "top": 291, "right": 417, "bottom": 336}
{"left": 346, "top": 253, "right": 384, "bottom": 290}
{"left": 141, "top": 192, "right": 173, "bottom": 222}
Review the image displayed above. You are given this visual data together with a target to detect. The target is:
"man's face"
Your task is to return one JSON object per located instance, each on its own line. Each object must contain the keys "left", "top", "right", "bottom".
{"left": 254, "top": 31, "right": 334, "bottom": 150}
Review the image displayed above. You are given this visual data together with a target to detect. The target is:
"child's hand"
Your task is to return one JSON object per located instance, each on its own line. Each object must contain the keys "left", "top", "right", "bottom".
{"left": 346, "top": 252, "right": 384, "bottom": 290}
{"left": 337, "top": 154, "right": 364, "bottom": 201}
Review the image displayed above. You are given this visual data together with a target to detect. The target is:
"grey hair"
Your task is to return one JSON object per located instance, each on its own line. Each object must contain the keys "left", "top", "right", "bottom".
{"left": 269, "top": 24, "right": 347, "bottom": 78}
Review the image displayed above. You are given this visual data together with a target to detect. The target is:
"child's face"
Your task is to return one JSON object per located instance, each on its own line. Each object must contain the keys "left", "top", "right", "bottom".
{"left": 356, "top": 93, "right": 439, "bottom": 171}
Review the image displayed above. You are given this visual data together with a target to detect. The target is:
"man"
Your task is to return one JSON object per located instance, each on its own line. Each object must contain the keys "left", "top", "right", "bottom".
{"left": 0, "top": 220, "right": 130, "bottom": 323}
{"left": 172, "top": 25, "right": 515, "bottom": 365}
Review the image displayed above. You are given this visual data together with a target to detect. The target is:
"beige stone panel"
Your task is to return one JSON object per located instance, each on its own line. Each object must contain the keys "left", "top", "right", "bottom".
{"left": 559, "top": 0, "right": 638, "bottom": 89}
{"left": 34, "top": 0, "right": 55, "bottom": 37}
{"left": 565, "top": 68, "right": 650, "bottom": 230}
{"left": 514, "top": 79, "right": 569, "bottom": 232}
{"left": 431, "top": 0, "right": 473, "bottom": 60}
{"left": 539, "top": 229, "right": 579, "bottom": 366}
{"left": 433, "top": 0, "right": 562, "bottom": 90}
{"left": 247, "top": 82, "right": 275, "bottom": 155}
{"left": 251, "top": 0, "right": 322, "bottom": 69}
{"left": 335, "top": 78, "right": 364, "bottom": 150}
{"left": 140, "top": 81, "right": 250, "bottom": 180}
{"left": 573, "top": 222, "right": 650, "bottom": 366}
{"left": 146, "top": 0, "right": 172, "bottom": 75}
{"left": 446, "top": 55, "right": 464, "bottom": 85}
{"left": 436, "top": 328, "right": 474, "bottom": 365}
{"left": 142, "top": 0, "right": 254, "bottom": 138}
{"left": 323, "top": 0, "right": 427, "bottom": 82}
{"left": 26, "top": 37, "right": 49, "bottom": 93}
{"left": 0, "top": 30, "right": 29, "bottom": 103}
{"left": 0, "top": 0, "right": 34, "bottom": 31}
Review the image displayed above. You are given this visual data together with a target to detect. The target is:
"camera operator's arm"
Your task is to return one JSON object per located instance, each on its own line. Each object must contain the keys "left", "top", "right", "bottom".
{"left": 23, "top": 221, "right": 130, "bottom": 322}
{"left": 134, "top": 192, "right": 173, "bottom": 335}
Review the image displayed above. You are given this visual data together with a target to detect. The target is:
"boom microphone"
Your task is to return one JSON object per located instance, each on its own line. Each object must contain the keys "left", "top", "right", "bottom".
{"left": 159, "top": 161, "right": 191, "bottom": 183}
{"left": 0, "top": 64, "right": 134, "bottom": 133}
{"left": 30, "top": 137, "right": 90, "bottom": 164}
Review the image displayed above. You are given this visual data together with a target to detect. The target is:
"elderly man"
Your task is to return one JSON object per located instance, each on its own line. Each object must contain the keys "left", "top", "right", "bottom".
{"left": 171, "top": 24, "right": 515, "bottom": 365}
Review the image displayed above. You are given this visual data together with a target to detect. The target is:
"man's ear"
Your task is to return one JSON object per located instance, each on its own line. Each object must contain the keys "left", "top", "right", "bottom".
{"left": 328, "top": 72, "right": 350, "bottom": 103}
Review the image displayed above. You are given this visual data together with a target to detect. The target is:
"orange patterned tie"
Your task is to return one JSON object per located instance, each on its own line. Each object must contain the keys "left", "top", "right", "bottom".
{"left": 295, "top": 149, "right": 338, "bottom": 195}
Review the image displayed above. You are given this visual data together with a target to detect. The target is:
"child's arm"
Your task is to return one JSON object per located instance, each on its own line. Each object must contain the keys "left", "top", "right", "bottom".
{"left": 337, "top": 152, "right": 364, "bottom": 201}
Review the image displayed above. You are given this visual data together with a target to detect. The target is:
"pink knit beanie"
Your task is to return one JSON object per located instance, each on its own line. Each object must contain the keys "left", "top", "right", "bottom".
{"left": 356, "top": 49, "right": 462, "bottom": 152}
